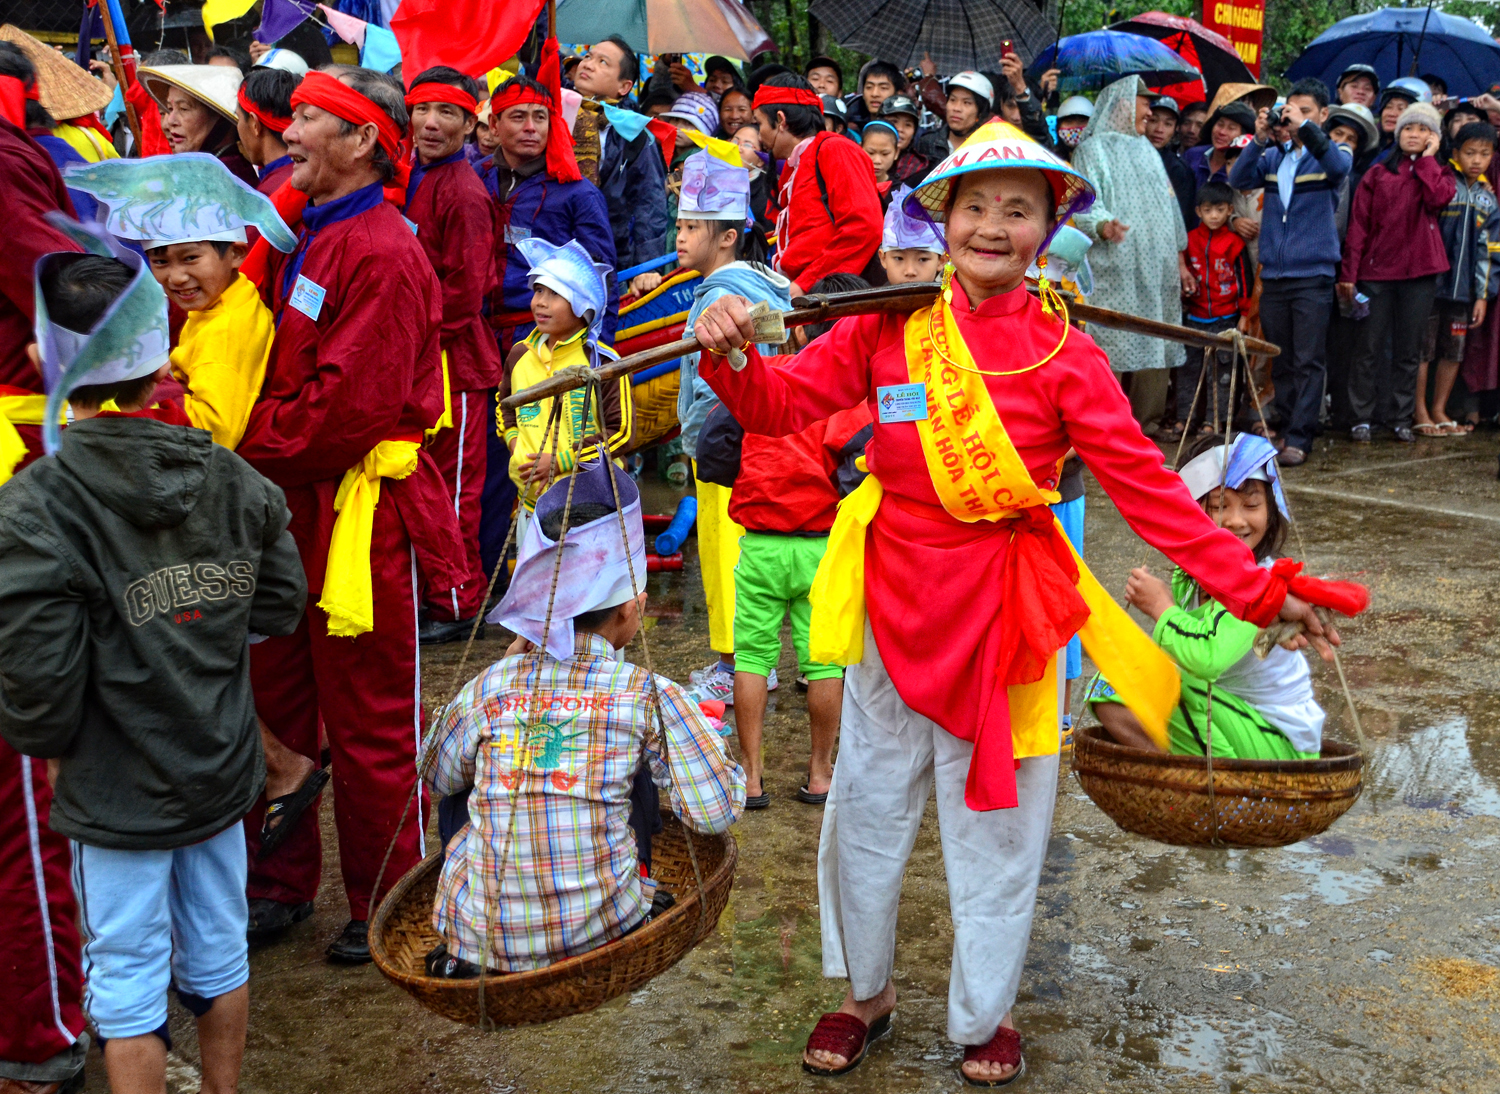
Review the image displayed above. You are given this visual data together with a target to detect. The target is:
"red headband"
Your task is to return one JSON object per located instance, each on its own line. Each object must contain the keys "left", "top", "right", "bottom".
{"left": 752, "top": 86, "right": 824, "bottom": 113}
{"left": 489, "top": 38, "right": 580, "bottom": 185}
{"left": 291, "top": 71, "right": 403, "bottom": 160}
{"left": 490, "top": 83, "right": 551, "bottom": 113}
{"left": 404, "top": 81, "right": 478, "bottom": 116}
{"left": 237, "top": 85, "right": 291, "bottom": 134}
{"left": 0, "top": 75, "right": 38, "bottom": 129}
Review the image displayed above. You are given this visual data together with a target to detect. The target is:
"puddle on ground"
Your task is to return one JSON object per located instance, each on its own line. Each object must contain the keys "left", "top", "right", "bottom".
{"left": 1364, "top": 715, "right": 1500, "bottom": 818}
{"left": 1161, "top": 1015, "right": 1286, "bottom": 1076}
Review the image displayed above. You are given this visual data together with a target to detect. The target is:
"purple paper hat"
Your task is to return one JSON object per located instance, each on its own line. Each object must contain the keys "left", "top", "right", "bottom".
{"left": 882, "top": 184, "right": 946, "bottom": 253}
{"left": 679, "top": 149, "right": 750, "bottom": 223}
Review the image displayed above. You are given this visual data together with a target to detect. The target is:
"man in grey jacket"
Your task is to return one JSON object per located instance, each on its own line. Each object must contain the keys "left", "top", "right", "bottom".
{"left": 0, "top": 240, "right": 306, "bottom": 1094}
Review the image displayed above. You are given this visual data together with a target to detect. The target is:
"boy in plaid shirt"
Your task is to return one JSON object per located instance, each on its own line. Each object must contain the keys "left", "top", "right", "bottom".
{"left": 422, "top": 458, "right": 744, "bottom": 973}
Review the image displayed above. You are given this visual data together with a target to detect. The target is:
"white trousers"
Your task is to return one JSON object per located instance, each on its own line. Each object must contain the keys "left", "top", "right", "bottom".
{"left": 817, "top": 625, "right": 1059, "bottom": 1044}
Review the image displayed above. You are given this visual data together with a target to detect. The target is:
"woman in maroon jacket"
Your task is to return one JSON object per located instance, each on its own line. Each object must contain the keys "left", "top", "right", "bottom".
{"left": 1338, "top": 102, "right": 1455, "bottom": 441}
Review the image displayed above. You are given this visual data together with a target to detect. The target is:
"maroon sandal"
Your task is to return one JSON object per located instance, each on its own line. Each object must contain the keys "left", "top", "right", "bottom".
{"left": 962, "top": 1026, "right": 1025, "bottom": 1087}
{"left": 801, "top": 1011, "right": 892, "bottom": 1076}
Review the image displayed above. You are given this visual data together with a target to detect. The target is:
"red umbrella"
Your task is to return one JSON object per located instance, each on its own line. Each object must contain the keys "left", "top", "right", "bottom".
{"left": 1108, "top": 11, "right": 1255, "bottom": 105}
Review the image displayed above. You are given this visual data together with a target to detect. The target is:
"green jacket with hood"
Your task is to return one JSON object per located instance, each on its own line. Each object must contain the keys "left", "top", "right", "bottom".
{"left": 0, "top": 418, "right": 307, "bottom": 850}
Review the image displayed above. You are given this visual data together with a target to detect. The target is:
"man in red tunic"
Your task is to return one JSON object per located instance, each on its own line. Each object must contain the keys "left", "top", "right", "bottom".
{"left": 402, "top": 65, "right": 501, "bottom": 642}
{"left": 236, "top": 66, "right": 464, "bottom": 963}
{"left": 0, "top": 52, "right": 89, "bottom": 1093}
{"left": 753, "top": 75, "right": 883, "bottom": 295}
{"left": 235, "top": 64, "right": 299, "bottom": 197}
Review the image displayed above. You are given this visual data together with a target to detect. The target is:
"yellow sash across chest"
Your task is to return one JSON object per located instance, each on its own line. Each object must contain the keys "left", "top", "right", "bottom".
{"left": 810, "top": 293, "right": 1176, "bottom": 755}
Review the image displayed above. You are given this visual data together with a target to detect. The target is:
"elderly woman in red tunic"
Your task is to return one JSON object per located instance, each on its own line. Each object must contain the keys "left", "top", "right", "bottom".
{"left": 692, "top": 119, "right": 1338, "bottom": 1085}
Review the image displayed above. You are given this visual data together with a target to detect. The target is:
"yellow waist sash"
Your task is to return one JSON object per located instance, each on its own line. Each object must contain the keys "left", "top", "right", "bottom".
{"left": 809, "top": 290, "right": 1176, "bottom": 756}
{"left": 319, "top": 439, "right": 422, "bottom": 637}
{"left": 0, "top": 394, "right": 60, "bottom": 485}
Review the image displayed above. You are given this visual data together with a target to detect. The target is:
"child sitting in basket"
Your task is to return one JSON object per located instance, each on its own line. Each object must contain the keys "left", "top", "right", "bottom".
{"left": 421, "top": 457, "right": 745, "bottom": 976}
{"left": 1086, "top": 433, "right": 1326, "bottom": 761}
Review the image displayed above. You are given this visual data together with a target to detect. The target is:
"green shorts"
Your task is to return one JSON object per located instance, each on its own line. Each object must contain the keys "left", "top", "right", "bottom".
{"left": 1084, "top": 673, "right": 1316, "bottom": 761}
{"left": 731, "top": 532, "right": 844, "bottom": 681}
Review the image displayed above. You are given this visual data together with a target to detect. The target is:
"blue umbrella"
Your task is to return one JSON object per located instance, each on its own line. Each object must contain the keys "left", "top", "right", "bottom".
{"left": 1284, "top": 7, "right": 1500, "bottom": 99}
{"left": 1029, "top": 30, "right": 1203, "bottom": 93}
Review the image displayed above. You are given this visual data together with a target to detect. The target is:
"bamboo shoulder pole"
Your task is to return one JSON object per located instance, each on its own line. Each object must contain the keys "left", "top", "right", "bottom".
{"left": 501, "top": 284, "right": 1280, "bottom": 411}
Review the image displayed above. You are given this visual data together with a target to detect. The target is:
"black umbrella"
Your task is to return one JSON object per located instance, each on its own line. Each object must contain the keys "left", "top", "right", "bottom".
{"left": 809, "top": 0, "right": 1057, "bottom": 72}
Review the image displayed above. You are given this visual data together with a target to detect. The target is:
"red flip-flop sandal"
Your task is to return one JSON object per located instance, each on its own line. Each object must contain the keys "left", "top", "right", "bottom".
{"left": 801, "top": 1011, "right": 892, "bottom": 1077}
{"left": 962, "top": 1026, "right": 1025, "bottom": 1087}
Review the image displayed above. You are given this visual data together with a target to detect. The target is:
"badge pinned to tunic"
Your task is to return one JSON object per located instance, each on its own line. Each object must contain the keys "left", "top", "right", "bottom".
{"left": 876, "top": 382, "right": 928, "bottom": 423}
{"left": 505, "top": 224, "right": 532, "bottom": 244}
{"left": 288, "top": 275, "right": 327, "bottom": 322}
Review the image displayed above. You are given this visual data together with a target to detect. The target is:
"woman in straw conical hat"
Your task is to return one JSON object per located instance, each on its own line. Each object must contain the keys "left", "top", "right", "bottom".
{"left": 138, "top": 63, "right": 257, "bottom": 186}
{"left": 692, "top": 117, "right": 1338, "bottom": 1085}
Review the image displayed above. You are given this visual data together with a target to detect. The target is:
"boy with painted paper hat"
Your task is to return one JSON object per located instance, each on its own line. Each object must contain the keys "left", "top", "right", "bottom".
{"left": 425, "top": 457, "right": 743, "bottom": 974}
{"left": 66, "top": 152, "right": 296, "bottom": 451}
{"left": 498, "top": 237, "right": 632, "bottom": 512}
{"left": 670, "top": 147, "right": 794, "bottom": 704}
{"left": 879, "top": 183, "right": 946, "bottom": 284}
{"left": 0, "top": 217, "right": 306, "bottom": 1094}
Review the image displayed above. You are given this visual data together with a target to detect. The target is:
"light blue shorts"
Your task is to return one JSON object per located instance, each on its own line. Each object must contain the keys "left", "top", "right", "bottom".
{"left": 72, "top": 823, "right": 249, "bottom": 1039}
{"left": 1050, "top": 495, "right": 1086, "bottom": 681}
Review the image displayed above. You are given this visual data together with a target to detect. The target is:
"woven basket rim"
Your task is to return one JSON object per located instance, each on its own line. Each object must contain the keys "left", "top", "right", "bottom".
{"left": 369, "top": 810, "right": 737, "bottom": 997}
{"left": 1073, "top": 724, "right": 1363, "bottom": 774}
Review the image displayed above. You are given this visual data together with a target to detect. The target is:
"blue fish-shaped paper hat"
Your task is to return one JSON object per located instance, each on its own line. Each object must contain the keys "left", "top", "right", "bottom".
{"left": 64, "top": 153, "right": 297, "bottom": 253}
{"left": 34, "top": 216, "right": 171, "bottom": 455}
{"left": 516, "top": 237, "right": 613, "bottom": 344}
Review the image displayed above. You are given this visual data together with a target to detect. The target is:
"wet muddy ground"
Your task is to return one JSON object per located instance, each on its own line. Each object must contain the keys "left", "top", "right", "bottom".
{"left": 86, "top": 434, "right": 1500, "bottom": 1092}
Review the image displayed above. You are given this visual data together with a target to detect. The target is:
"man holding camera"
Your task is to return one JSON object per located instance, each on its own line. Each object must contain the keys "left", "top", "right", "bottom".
{"left": 1229, "top": 78, "right": 1351, "bottom": 467}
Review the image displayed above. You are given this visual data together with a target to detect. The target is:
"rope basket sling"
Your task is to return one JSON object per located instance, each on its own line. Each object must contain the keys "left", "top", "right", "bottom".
{"left": 368, "top": 379, "right": 736, "bottom": 1026}
{"left": 1070, "top": 334, "right": 1366, "bottom": 848}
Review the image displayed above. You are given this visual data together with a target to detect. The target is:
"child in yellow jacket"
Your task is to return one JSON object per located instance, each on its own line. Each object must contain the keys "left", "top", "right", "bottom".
{"left": 498, "top": 238, "right": 631, "bottom": 510}
{"left": 146, "top": 242, "right": 273, "bottom": 450}
{"left": 66, "top": 153, "right": 293, "bottom": 451}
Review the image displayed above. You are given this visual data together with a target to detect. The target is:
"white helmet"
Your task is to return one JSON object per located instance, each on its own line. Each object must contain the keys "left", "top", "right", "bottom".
{"left": 946, "top": 70, "right": 995, "bottom": 108}
{"left": 1057, "top": 95, "right": 1094, "bottom": 121}
{"left": 254, "top": 48, "right": 309, "bottom": 77}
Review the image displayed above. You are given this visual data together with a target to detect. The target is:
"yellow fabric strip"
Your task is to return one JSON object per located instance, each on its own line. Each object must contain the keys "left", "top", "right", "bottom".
{"left": 54, "top": 123, "right": 120, "bottom": 163}
{"left": 908, "top": 297, "right": 1059, "bottom": 522}
{"left": 173, "top": 274, "right": 273, "bottom": 450}
{"left": 318, "top": 439, "right": 422, "bottom": 637}
{"left": 427, "top": 350, "right": 453, "bottom": 437}
{"left": 0, "top": 394, "right": 62, "bottom": 485}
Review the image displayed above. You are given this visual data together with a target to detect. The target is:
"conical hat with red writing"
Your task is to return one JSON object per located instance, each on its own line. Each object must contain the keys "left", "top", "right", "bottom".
{"left": 906, "top": 118, "right": 1095, "bottom": 228}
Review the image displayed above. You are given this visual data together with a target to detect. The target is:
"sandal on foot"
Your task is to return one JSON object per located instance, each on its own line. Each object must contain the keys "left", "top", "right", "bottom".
{"left": 1437, "top": 421, "right": 1468, "bottom": 436}
{"left": 744, "top": 792, "right": 771, "bottom": 810}
{"left": 796, "top": 785, "right": 829, "bottom": 805}
{"left": 1413, "top": 422, "right": 1443, "bottom": 437}
{"left": 963, "top": 1027, "right": 1025, "bottom": 1088}
{"left": 802, "top": 1011, "right": 892, "bottom": 1076}
{"left": 257, "top": 767, "right": 330, "bottom": 861}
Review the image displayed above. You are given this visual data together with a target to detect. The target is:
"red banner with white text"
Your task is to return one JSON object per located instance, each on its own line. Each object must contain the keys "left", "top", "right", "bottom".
{"left": 1201, "top": 0, "right": 1265, "bottom": 79}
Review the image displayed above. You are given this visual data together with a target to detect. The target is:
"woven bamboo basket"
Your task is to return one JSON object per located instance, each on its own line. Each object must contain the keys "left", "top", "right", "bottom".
{"left": 1071, "top": 725, "right": 1363, "bottom": 848}
{"left": 369, "top": 810, "right": 737, "bottom": 1026}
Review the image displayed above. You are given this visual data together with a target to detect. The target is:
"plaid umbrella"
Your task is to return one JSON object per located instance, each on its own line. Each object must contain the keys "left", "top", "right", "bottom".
{"left": 809, "top": 0, "right": 1056, "bottom": 72}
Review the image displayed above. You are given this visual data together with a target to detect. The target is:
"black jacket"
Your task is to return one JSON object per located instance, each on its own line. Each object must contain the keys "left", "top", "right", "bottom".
{"left": 0, "top": 418, "right": 306, "bottom": 849}
{"left": 1160, "top": 146, "right": 1199, "bottom": 230}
